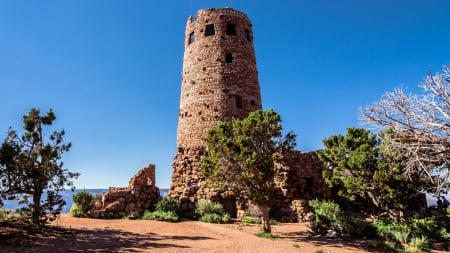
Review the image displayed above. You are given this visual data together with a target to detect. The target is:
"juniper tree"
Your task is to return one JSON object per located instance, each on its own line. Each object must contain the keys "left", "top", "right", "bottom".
{"left": 200, "top": 109, "right": 296, "bottom": 233}
{"left": 0, "top": 108, "right": 79, "bottom": 225}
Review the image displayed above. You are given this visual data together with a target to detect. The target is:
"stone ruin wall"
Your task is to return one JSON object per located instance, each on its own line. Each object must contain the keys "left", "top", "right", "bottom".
{"left": 170, "top": 148, "right": 330, "bottom": 221}
{"left": 91, "top": 164, "right": 160, "bottom": 218}
{"left": 273, "top": 151, "right": 331, "bottom": 222}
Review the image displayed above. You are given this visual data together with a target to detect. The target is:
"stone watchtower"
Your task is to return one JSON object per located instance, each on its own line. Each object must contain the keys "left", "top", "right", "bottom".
{"left": 169, "top": 8, "right": 262, "bottom": 216}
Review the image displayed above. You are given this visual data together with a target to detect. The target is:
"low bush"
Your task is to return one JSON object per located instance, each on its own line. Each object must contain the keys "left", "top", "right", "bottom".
{"left": 195, "top": 199, "right": 230, "bottom": 224}
{"left": 142, "top": 197, "right": 180, "bottom": 222}
{"left": 375, "top": 217, "right": 443, "bottom": 252}
{"left": 72, "top": 190, "right": 94, "bottom": 217}
{"left": 69, "top": 203, "right": 86, "bottom": 218}
{"left": 154, "top": 197, "right": 178, "bottom": 213}
{"left": 308, "top": 199, "right": 375, "bottom": 238}
{"left": 142, "top": 210, "right": 179, "bottom": 222}
{"left": 308, "top": 199, "right": 344, "bottom": 235}
{"left": 0, "top": 209, "right": 23, "bottom": 221}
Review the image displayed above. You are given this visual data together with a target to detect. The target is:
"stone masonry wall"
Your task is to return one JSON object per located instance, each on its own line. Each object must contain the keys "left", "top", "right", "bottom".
{"left": 170, "top": 147, "right": 330, "bottom": 220}
{"left": 272, "top": 151, "right": 330, "bottom": 222}
{"left": 91, "top": 164, "right": 160, "bottom": 218}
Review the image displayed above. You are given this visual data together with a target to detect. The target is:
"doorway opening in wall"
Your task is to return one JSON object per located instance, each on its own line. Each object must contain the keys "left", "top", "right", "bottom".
{"left": 220, "top": 198, "right": 237, "bottom": 218}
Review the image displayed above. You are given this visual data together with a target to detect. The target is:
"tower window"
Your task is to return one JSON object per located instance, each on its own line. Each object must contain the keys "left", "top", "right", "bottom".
{"left": 226, "top": 23, "right": 236, "bottom": 35}
{"left": 188, "top": 32, "right": 195, "bottom": 44}
{"left": 244, "top": 29, "right": 251, "bottom": 41}
{"left": 250, "top": 100, "right": 256, "bottom": 105}
{"left": 225, "top": 53, "right": 233, "bottom": 63}
{"left": 235, "top": 96, "right": 242, "bottom": 109}
{"left": 205, "top": 24, "right": 215, "bottom": 36}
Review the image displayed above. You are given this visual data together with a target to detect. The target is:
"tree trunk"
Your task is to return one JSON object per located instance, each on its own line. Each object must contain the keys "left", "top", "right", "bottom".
{"left": 257, "top": 204, "right": 271, "bottom": 233}
{"left": 32, "top": 191, "right": 42, "bottom": 225}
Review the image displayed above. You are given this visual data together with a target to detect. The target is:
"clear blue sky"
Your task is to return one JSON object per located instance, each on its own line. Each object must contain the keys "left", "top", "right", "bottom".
{"left": 1, "top": 0, "right": 449, "bottom": 189}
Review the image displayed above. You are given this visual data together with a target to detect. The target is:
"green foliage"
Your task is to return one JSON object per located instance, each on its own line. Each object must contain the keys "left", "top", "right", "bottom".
{"left": 309, "top": 199, "right": 344, "bottom": 235}
{"left": 374, "top": 217, "right": 447, "bottom": 252}
{"left": 0, "top": 108, "right": 79, "bottom": 225}
{"left": 0, "top": 209, "right": 23, "bottom": 221}
{"left": 154, "top": 197, "right": 178, "bottom": 213}
{"left": 72, "top": 190, "right": 93, "bottom": 217}
{"left": 309, "top": 199, "right": 375, "bottom": 238}
{"left": 141, "top": 197, "right": 180, "bottom": 222}
{"left": 405, "top": 235, "right": 429, "bottom": 253}
{"left": 199, "top": 213, "right": 222, "bottom": 223}
{"left": 242, "top": 216, "right": 258, "bottom": 224}
{"left": 201, "top": 109, "right": 296, "bottom": 232}
{"left": 255, "top": 232, "right": 280, "bottom": 239}
{"left": 141, "top": 210, "right": 179, "bottom": 222}
{"left": 69, "top": 203, "right": 86, "bottom": 218}
{"left": 201, "top": 109, "right": 296, "bottom": 205}
{"left": 317, "top": 127, "right": 423, "bottom": 217}
{"left": 195, "top": 199, "right": 230, "bottom": 224}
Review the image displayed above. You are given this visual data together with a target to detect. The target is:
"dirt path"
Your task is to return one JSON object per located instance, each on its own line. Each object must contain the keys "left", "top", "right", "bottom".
{"left": 1, "top": 214, "right": 380, "bottom": 252}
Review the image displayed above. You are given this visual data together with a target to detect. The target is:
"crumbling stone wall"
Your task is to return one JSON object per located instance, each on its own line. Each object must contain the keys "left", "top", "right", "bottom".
{"left": 91, "top": 164, "right": 160, "bottom": 218}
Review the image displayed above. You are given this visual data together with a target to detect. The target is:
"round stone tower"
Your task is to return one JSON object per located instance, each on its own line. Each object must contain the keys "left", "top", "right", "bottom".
{"left": 169, "top": 7, "right": 262, "bottom": 216}
{"left": 177, "top": 7, "right": 262, "bottom": 148}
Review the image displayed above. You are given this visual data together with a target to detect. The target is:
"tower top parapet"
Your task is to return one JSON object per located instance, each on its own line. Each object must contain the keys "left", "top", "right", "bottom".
{"left": 187, "top": 7, "right": 251, "bottom": 26}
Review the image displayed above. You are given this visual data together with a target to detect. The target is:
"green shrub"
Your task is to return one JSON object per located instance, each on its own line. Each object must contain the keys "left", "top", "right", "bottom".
{"left": 142, "top": 210, "right": 179, "bottom": 222}
{"left": 142, "top": 198, "right": 180, "bottom": 222}
{"left": 155, "top": 197, "right": 178, "bottom": 213}
{"left": 405, "top": 235, "right": 429, "bottom": 253}
{"left": 195, "top": 199, "right": 230, "bottom": 224}
{"left": 222, "top": 213, "right": 231, "bottom": 223}
{"left": 196, "top": 200, "right": 223, "bottom": 216}
{"left": 309, "top": 199, "right": 341, "bottom": 222}
{"left": 375, "top": 218, "right": 398, "bottom": 235}
{"left": 309, "top": 199, "right": 375, "bottom": 238}
{"left": 392, "top": 228, "right": 411, "bottom": 247}
{"left": 409, "top": 217, "right": 437, "bottom": 238}
{"left": 199, "top": 213, "right": 222, "bottom": 223}
{"left": 72, "top": 190, "right": 94, "bottom": 217}
{"left": 375, "top": 217, "right": 440, "bottom": 252}
{"left": 69, "top": 203, "right": 86, "bottom": 217}
{"left": 242, "top": 216, "right": 260, "bottom": 224}
{"left": 0, "top": 209, "right": 23, "bottom": 221}
{"left": 309, "top": 199, "right": 344, "bottom": 235}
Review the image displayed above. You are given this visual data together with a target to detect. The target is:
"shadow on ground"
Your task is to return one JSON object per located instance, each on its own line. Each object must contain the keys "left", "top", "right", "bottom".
{"left": 0, "top": 220, "right": 214, "bottom": 253}
{"left": 281, "top": 230, "right": 383, "bottom": 252}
